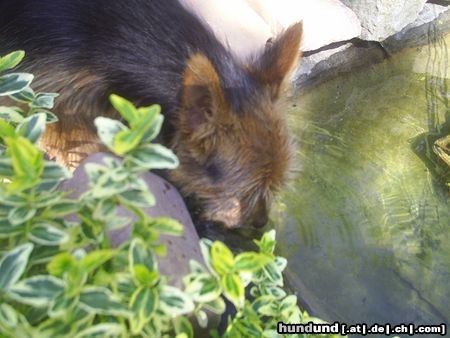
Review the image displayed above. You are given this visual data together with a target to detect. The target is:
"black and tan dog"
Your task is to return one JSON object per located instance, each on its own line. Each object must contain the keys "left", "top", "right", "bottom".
{"left": 0, "top": 0, "right": 302, "bottom": 229}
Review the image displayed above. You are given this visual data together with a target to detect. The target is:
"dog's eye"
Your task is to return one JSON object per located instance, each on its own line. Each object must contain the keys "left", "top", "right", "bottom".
{"left": 205, "top": 161, "right": 222, "bottom": 182}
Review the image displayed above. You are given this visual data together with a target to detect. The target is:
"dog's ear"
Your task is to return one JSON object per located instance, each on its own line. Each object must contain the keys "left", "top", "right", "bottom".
{"left": 180, "top": 53, "right": 226, "bottom": 130}
{"left": 251, "top": 22, "right": 303, "bottom": 100}
{"left": 178, "top": 53, "right": 228, "bottom": 161}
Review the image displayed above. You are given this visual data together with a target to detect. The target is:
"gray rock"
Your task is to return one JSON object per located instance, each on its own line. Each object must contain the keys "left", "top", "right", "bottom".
{"left": 383, "top": 4, "right": 450, "bottom": 54}
{"left": 405, "top": 3, "right": 449, "bottom": 29}
{"left": 295, "top": 43, "right": 353, "bottom": 81}
{"left": 341, "top": 0, "right": 428, "bottom": 41}
{"left": 294, "top": 3, "right": 450, "bottom": 89}
{"left": 60, "top": 153, "right": 204, "bottom": 289}
{"left": 294, "top": 42, "right": 386, "bottom": 89}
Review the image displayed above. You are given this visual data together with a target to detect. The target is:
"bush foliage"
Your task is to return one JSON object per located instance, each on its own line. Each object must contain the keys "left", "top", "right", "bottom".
{"left": 0, "top": 51, "right": 344, "bottom": 338}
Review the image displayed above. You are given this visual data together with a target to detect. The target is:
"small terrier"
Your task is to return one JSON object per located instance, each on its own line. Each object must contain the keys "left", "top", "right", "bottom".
{"left": 0, "top": 0, "right": 302, "bottom": 229}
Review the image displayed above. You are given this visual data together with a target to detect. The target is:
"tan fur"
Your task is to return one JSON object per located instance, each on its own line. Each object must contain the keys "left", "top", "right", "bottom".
{"left": 38, "top": 69, "right": 114, "bottom": 168}
{"left": 180, "top": 55, "right": 226, "bottom": 160}
{"left": 0, "top": 62, "right": 114, "bottom": 168}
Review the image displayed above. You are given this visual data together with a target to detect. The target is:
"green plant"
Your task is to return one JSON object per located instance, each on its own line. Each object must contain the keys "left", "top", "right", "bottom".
{"left": 0, "top": 51, "right": 344, "bottom": 338}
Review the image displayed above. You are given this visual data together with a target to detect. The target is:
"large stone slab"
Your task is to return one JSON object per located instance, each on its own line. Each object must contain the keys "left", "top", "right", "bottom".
{"left": 180, "top": 0, "right": 361, "bottom": 59}
{"left": 293, "top": 42, "right": 386, "bottom": 89}
{"left": 340, "top": 0, "right": 428, "bottom": 41}
{"left": 384, "top": 4, "right": 450, "bottom": 53}
{"left": 244, "top": 0, "right": 362, "bottom": 51}
{"left": 179, "top": 0, "right": 271, "bottom": 59}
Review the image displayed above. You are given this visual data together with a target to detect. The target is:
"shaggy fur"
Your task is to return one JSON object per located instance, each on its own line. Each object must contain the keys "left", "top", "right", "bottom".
{"left": 0, "top": 0, "right": 302, "bottom": 228}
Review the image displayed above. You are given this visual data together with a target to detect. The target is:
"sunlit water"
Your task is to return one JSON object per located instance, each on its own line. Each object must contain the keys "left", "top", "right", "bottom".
{"left": 270, "top": 32, "right": 450, "bottom": 333}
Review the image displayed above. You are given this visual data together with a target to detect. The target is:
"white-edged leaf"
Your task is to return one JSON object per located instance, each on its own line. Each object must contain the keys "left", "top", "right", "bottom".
{"left": 0, "top": 51, "right": 25, "bottom": 72}
{"left": 129, "top": 238, "right": 156, "bottom": 273}
{"left": 221, "top": 273, "right": 244, "bottom": 309}
{"left": 80, "top": 250, "right": 116, "bottom": 274}
{"left": 255, "top": 230, "right": 277, "bottom": 254}
{"left": 92, "top": 198, "right": 115, "bottom": 221}
{"left": 0, "top": 106, "right": 24, "bottom": 123}
{"left": 16, "top": 113, "right": 46, "bottom": 143}
{"left": 203, "top": 297, "right": 226, "bottom": 315}
{"left": 112, "top": 104, "right": 161, "bottom": 155}
{"left": 274, "top": 256, "right": 287, "bottom": 272}
{"left": 0, "top": 303, "right": 18, "bottom": 328}
{"left": 262, "top": 262, "right": 284, "bottom": 287}
{"left": 119, "top": 189, "right": 155, "bottom": 207}
{"left": 0, "top": 243, "right": 33, "bottom": 289}
{"left": 234, "top": 252, "right": 272, "bottom": 272}
{"left": 132, "top": 265, "right": 159, "bottom": 287}
{"left": 199, "top": 239, "right": 215, "bottom": 276}
{"left": 8, "top": 206, "right": 37, "bottom": 226}
{"left": 30, "top": 92, "right": 58, "bottom": 109}
{"left": 0, "top": 192, "right": 27, "bottom": 207}
{"left": 130, "top": 144, "right": 179, "bottom": 170}
{"left": 253, "top": 296, "right": 278, "bottom": 316}
{"left": 141, "top": 114, "right": 164, "bottom": 142}
{"left": 129, "top": 286, "right": 158, "bottom": 334}
{"left": 195, "top": 310, "right": 208, "bottom": 329}
{"left": 135, "top": 104, "right": 160, "bottom": 129}
{"left": 148, "top": 217, "right": 184, "bottom": 236}
{"left": 94, "top": 117, "right": 127, "bottom": 150}
{"left": 173, "top": 316, "right": 194, "bottom": 338}
{"left": 42, "top": 110, "right": 58, "bottom": 123}
{"left": 43, "top": 200, "right": 79, "bottom": 218}
{"left": 73, "top": 323, "right": 124, "bottom": 338}
{"left": 79, "top": 287, "right": 129, "bottom": 317}
{"left": 184, "top": 273, "right": 221, "bottom": 303}
{"left": 261, "top": 285, "right": 287, "bottom": 300}
{"left": 9, "top": 86, "right": 35, "bottom": 103}
{"left": 115, "top": 273, "right": 136, "bottom": 298}
{"left": 41, "top": 161, "right": 72, "bottom": 182}
{"left": 279, "top": 295, "right": 298, "bottom": 318}
{"left": 48, "top": 292, "right": 78, "bottom": 318}
{"left": 109, "top": 94, "right": 139, "bottom": 125}
{"left": 29, "top": 224, "right": 69, "bottom": 246}
{"left": 8, "top": 275, "right": 65, "bottom": 307}
{"left": 189, "top": 260, "right": 207, "bottom": 274}
{"left": 0, "top": 223, "right": 23, "bottom": 238}
{"left": 159, "top": 285, "right": 194, "bottom": 317}
{"left": 210, "top": 242, "right": 234, "bottom": 276}
{"left": 0, "top": 73, "right": 33, "bottom": 96}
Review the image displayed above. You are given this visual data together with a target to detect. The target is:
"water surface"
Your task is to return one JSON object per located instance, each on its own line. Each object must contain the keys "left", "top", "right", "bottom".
{"left": 271, "top": 32, "right": 450, "bottom": 333}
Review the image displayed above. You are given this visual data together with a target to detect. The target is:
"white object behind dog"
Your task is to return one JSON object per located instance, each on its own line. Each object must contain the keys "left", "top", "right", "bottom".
{"left": 180, "top": 0, "right": 361, "bottom": 59}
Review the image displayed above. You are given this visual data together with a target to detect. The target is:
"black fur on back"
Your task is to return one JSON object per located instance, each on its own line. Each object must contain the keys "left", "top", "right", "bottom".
{"left": 0, "top": 0, "right": 260, "bottom": 122}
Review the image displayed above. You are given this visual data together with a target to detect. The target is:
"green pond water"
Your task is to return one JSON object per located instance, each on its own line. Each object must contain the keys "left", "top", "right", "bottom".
{"left": 270, "top": 33, "right": 450, "bottom": 331}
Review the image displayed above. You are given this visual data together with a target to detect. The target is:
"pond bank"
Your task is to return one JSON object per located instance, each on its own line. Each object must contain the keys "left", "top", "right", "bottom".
{"left": 295, "top": 3, "right": 450, "bottom": 90}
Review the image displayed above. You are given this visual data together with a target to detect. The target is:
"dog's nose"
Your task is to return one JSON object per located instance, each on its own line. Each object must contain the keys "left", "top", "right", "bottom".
{"left": 251, "top": 214, "right": 268, "bottom": 228}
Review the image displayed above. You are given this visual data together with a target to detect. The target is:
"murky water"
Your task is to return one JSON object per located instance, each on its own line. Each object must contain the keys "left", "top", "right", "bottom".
{"left": 270, "top": 32, "right": 450, "bottom": 333}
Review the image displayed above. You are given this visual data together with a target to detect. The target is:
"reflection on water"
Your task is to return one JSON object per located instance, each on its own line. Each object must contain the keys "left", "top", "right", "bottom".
{"left": 271, "top": 31, "right": 450, "bottom": 331}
